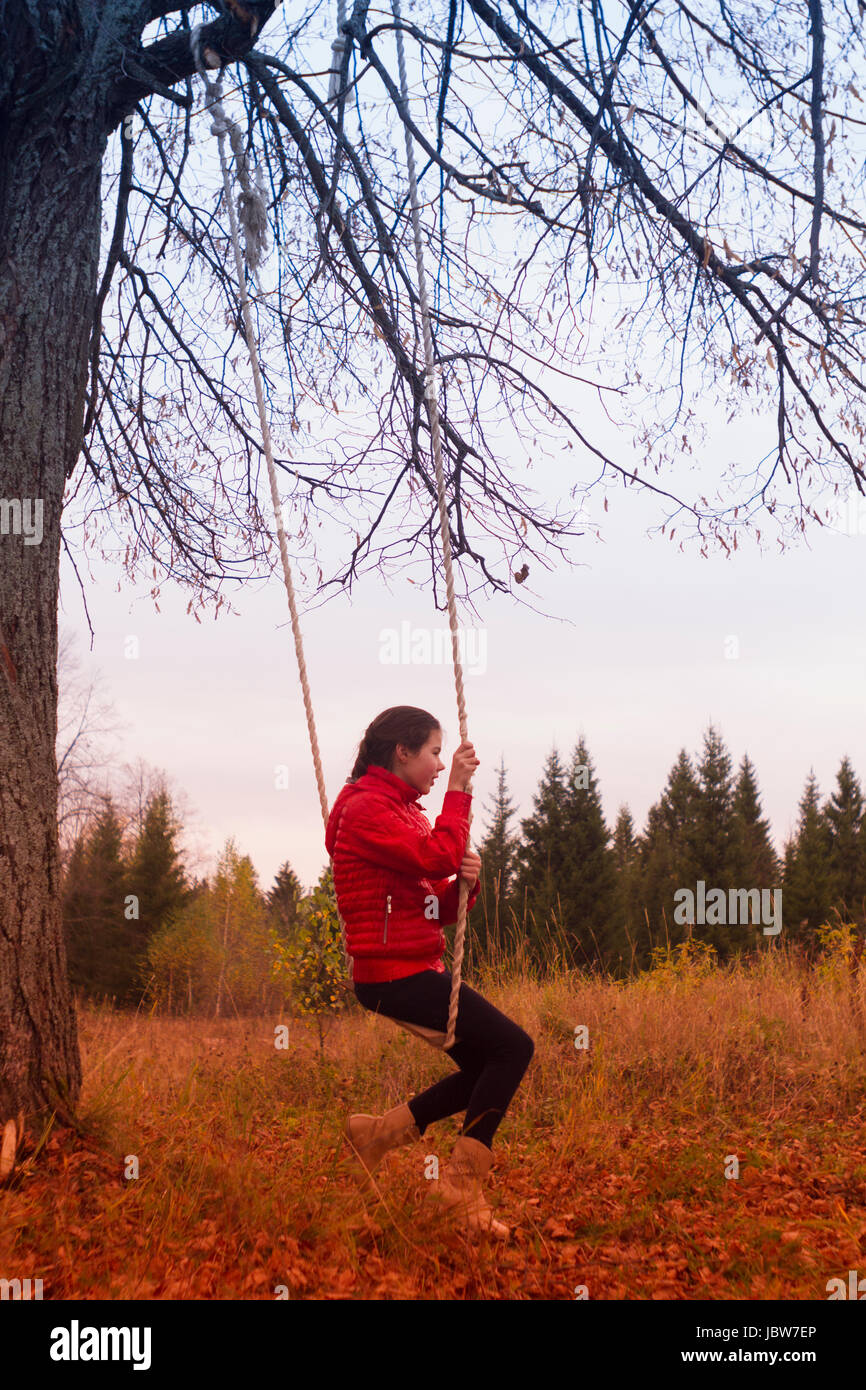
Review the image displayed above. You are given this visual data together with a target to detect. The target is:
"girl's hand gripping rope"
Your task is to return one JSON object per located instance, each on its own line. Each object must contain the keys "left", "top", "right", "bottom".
{"left": 448, "top": 740, "right": 480, "bottom": 793}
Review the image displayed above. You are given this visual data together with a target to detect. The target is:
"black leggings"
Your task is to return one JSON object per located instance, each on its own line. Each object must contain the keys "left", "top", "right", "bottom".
{"left": 353, "top": 969, "right": 534, "bottom": 1150}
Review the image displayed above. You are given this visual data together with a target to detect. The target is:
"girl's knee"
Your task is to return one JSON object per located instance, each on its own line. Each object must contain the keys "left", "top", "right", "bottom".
{"left": 511, "top": 1026, "right": 534, "bottom": 1069}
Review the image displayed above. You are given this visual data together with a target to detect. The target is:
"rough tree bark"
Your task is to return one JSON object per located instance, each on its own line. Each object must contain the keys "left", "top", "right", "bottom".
{"left": 0, "top": 0, "right": 276, "bottom": 1165}
{"left": 0, "top": 79, "right": 106, "bottom": 1138}
{"left": 2, "top": 0, "right": 863, "bottom": 1167}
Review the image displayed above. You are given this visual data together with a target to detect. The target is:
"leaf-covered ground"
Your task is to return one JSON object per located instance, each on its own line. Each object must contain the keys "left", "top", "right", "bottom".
{"left": 3, "top": 950, "right": 866, "bottom": 1299}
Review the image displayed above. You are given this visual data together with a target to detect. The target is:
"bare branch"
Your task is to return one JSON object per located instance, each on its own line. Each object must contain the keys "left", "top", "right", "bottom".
{"left": 808, "top": 0, "right": 826, "bottom": 286}
{"left": 105, "top": 0, "right": 279, "bottom": 128}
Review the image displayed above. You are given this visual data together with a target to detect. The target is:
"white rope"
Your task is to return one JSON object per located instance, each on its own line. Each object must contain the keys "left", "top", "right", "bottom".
{"left": 191, "top": 27, "right": 353, "bottom": 986}
{"left": 328, "top": 0, "right": 349, "bottom": 104}
{"left": 390, "top": 0, "right": 472, "bottom": 1050}
{"left": 190, "top": 20, "right": 473, "bottom": 1033}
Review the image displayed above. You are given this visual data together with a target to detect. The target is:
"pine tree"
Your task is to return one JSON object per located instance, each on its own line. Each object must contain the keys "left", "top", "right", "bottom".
{"left": 660, "top": 750, "right": 703, "bottom": 856}
{"left": 782, "top": 772, "right": 834, "bottom": 941}
{"left": 730, "top": 755, "right": 779, "bottom": 890}
{"left": 473, "top": 755, "right": 519, "bottom": 962}
{"left": 126, "top": 789, "right": 190, "bottom": 990}
{"left": 691, "top": 725, "right": 747, "bottom": 956}
{"left": 728, "top": 753, "right": 781, "bottom": 942}
{"left": 511, "top": 747, "right": 569, "bottom": 955}
{"left": 694, "top": 724, "right": 736, "bottom": 884}
{"left": 824, "top": 757, "right": 866, "bottom": 923}
{"left": 63, "top": 798, "right": 133, "bottom": 1002}
{"left": 612, "top": 805, "right": 636, "bottom": 870}
{"left": 611, "top": 805, "right": 645, "bottom": 969}
{"left": 559, "top": 739, "right": 618, "bottom": 969}
{"left": 61, "top": 831, "right": 92, "bottom": 991}
{"left": 636, "top": 749, "right": 701, "bottom": 951}
{"left": 267, "top": 862, "right": 304, "bottom": 939}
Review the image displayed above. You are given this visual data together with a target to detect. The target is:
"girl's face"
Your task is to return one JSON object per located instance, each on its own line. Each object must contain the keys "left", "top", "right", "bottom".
{"left": 391, "top": 728, "right": 445, "bottom": 795}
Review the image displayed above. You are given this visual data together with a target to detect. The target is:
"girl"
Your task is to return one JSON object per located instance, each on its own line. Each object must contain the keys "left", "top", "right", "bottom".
{"left": 324, "top": 705, "right": 534, "bottom": 1240}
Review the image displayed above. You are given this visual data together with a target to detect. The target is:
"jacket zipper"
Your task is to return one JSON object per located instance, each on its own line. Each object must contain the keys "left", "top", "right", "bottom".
{"left": 383, "top": 894, "right": 392, "bottom": 944}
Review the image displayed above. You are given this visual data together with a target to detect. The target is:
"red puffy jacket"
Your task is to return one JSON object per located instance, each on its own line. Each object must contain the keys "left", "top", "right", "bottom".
{"left": 324, "top": 763, "right": 481, "bottom": 983}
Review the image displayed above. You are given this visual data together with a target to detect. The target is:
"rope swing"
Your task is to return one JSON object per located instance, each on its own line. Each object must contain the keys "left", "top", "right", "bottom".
{"left": 190, "top": 28, "right": 353, "bottom": 987}
{"left": 191, "top": 12, "right": 473, "bottom": 1049}
{"left": 389, "top": 0, "right": 473, "bottom": 1050}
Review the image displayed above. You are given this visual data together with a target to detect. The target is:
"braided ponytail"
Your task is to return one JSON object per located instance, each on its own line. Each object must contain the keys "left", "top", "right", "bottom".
{"left": 349, "top": 706, "right": 441, "bottom": 783}
{"left": 350, "top": 735, "right": 372, "bottom": 782}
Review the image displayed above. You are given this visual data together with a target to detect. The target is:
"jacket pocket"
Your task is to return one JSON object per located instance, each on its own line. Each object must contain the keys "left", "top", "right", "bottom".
{"left": 383, "top": 893, "right": 392, "bottom": 944}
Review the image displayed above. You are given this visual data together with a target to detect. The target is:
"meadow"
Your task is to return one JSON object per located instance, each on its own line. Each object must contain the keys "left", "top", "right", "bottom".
{"left": 2, "top": 938, "right": 865, "bottom": 1300}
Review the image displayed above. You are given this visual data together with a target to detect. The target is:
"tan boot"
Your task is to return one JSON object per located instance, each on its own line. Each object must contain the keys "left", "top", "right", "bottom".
{"left": 429, "top": 1134, "right": 511, "bottom": 1240}
{"left": 0, "top": 1111, "right": 24, "bottom": 1184}
{"left": 343, "top": 1103, "right": 421, "bottom": 1183}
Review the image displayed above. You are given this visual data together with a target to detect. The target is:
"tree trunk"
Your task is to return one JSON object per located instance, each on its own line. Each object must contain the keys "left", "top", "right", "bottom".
{"left": 0, "top": 90, "right": 106, "bottom": 1132}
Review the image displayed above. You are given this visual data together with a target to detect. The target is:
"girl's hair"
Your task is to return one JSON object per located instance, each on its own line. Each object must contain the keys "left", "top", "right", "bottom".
{"left": 349, "top": 706, "right": 442, "bottom": 782}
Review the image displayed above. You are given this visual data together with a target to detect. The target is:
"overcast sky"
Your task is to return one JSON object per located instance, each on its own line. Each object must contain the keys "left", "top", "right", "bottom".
{"left": 57, "top": 9, "right": 865, "bottom": 894}
{"left": 59, "top": 426, "right": 866, "bottom": 894}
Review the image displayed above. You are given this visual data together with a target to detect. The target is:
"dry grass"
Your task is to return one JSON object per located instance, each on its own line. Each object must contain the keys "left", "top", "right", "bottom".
{"left": 2, "top": 943, "right": 866, "bottom": 1299}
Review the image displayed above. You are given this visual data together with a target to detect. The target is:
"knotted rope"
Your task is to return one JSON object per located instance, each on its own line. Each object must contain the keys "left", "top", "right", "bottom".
{"left": 191, "top": 27, "right": 353, "bottom": 985}
{"left": 390, "top": 0, "right": 472, "bottom": 1049}
{"left": 191, "top": 20, "right": 474, "bottom": 1036}
{"left": 328, "top": 0, "right": 349, "bottom": 104}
